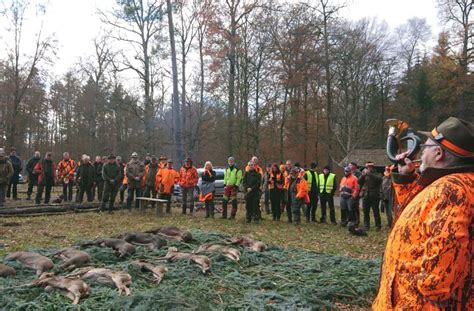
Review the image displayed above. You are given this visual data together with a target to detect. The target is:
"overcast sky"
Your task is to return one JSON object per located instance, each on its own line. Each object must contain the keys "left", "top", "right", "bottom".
{"left": 2, "top": 0, "right": 442, "bottom": 77}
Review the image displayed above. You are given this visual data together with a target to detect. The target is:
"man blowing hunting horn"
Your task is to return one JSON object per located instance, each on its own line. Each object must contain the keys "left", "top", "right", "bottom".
{"left": 373, "top": 117, "right": 474, "bottom": 310}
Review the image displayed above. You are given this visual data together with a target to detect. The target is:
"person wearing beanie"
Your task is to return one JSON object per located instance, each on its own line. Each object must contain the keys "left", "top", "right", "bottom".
{"left": 339, "top": 166, "right": 359, "bottom": 227}
{"left": 288, "top": 166, "right": 309, "bottom": 225}
{"left": 222, "top": 156, "right": 242, "bottom": 219}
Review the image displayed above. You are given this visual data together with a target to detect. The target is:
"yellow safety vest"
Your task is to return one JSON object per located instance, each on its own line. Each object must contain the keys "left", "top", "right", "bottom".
{"left": 319, "top": 173, "right": 335, "bottom": 194}
{"left": 305, "top": 170, "right": 318, "bottom": 190}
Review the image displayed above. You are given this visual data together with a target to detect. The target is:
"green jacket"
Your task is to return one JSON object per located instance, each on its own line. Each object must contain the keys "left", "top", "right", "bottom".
{"left": 224, "top": 166, "right": 242, "bottom": 187}
{"left": 76, "top": 163, "right": 96, "bottom": 188}
{"left": 0, "top": 158, "right": 13, "bottom": 184}
{"left": 102, "top": 163, "right": 122, "bottom": 185}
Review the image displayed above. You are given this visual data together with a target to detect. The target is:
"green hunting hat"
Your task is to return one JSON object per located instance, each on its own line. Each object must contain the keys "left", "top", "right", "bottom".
{"left": 418, "top": 117, "right": 474, "bottom": 158}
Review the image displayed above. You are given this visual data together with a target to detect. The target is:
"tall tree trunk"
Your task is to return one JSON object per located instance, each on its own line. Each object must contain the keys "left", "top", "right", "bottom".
{"left": 322, "top": 12, "right": 332, "bottom": 166}
{"left": 227, "top": 6, "right": 237, "bottom": 156}
{"left": 167, "top": 0, "right": 184, "bottom": 163}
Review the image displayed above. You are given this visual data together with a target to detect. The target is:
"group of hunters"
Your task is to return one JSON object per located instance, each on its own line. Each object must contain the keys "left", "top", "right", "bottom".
{"left": 0, "top": 116, "right": 473, "bottom": 309}
{"left": 0, "top": 147, "right": 392, "bottom": 231}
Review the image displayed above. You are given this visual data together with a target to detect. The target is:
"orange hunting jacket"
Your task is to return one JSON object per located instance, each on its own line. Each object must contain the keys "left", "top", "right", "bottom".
{"left": 57, "top": 159, "right": 76, "bottom": 181}
{"left": 156, "top": 167, "right": 179, "bottom": 194}
{"left": 373, "top": 166, "right": 474, "bottom": 311}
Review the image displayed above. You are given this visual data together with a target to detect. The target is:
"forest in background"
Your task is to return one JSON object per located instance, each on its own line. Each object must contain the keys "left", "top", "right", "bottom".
{"left": 0, "top": 0, "right": 472, "bottom": 167}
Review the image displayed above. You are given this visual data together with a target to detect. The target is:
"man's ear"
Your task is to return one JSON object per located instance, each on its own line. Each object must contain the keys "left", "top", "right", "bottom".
{"left": 435, "top": 146, "right": 445, "bottom": 162}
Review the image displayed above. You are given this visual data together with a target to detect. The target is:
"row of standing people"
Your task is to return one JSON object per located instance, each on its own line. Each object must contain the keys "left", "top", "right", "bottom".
{"left": 12, "top": 150, "right": 201, "bottom": 214}
{"left": 1, "top": 147, "right": 392, "bottom": 230}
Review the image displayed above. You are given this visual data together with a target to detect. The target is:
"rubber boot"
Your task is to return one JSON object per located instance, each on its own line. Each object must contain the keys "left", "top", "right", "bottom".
{"left": 230, "top": 200, "right": 238, "bottom": 219}
{"left": 210, "top": 201, "right": 215, "bottom": 218}
{"left": 221, "top": 200, "right": 228, "bottom": 219}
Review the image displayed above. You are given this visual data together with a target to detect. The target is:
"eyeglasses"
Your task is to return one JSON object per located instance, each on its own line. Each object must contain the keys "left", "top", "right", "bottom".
{"left": 420, "top": 143, "right": 438, "bottom": 152}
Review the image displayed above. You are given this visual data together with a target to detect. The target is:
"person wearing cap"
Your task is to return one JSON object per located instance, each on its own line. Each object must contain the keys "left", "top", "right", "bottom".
{"left": 34, "top": 152, "right": 57, "bottom": 204}
{"left": 126, "top": 152, "right": 145, "bottom": 211}
{"left": 76, "top": 155, "right": 95, "bottom": 203}
{"left": 6, "top": 147, "right": 22, "bottom": 201}
{"left": 380, "top": 165, "right": 393, "bottom": 228}
{"left": 318, "top": 165, "right": 337, "bottom": 224}
{"left": 25, "top": 151, "right": 41, "bottom": 200}
{"left": 222, "top": 156, "right": 242, "bottom": 219}
{"left": 242, "top": 161, "right": 262, "bottom": 223}
{"left": 92, "top": 156, "right": 104, "bottom": 202}
{"left": 142, "top": 156, "right": 160, "bottom": 207}
{"left": 57, "top": 152, "right": 76, "bottom": 202}
{"left": 178, "top": 157, "right": 199, "bottom": 214}
{"left": 0, "top": 149, "right": 14, "bottom": 207}
{"left": 288, "top": 166, "right": 309, "bottom": 225}
{"left": 373, "top": 117, "right": 474, "bottom": 310}
{"left": 156, "top": 158, "right": 179, "bottom": 213}
{"left": 339, "top": 166, "right": 359, "bottom": 227}
{"left": 100, "top": 155, "right": 122, "bottom": 213}
{"left": 158, "top": 156, "right": 168, "bottom": 169}
{"left": 358, "top": 161, "right": 383, "bottom": 232}
{"left": 304, "top": 161, "right": 319, "bottom": 222}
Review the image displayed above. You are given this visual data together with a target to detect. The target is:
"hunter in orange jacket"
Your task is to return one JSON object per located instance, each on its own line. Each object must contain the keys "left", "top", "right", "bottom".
{"left": 156, "top": 165, "right": 179, "bottom": 194}
{"left": 178, "top": 163, "right": 198, "bottom": 189}
{"left": 373, "top": 117, "right": 474, "bottom": 311}
{"left": 287, "top": 167, "right": 309, "bottom": 224}
{"left": 57, "top": 155, "right": 76, "bottom": 182}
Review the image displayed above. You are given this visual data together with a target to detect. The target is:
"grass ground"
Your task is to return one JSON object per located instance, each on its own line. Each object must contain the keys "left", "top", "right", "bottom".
{"left": 0, "top": 185, "right": 389, "bottom": 259}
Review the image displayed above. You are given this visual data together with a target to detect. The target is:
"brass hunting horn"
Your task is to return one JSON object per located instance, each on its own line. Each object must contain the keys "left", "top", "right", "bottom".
{"left": 385, "top": 119, "right": 421, "bottom": 164}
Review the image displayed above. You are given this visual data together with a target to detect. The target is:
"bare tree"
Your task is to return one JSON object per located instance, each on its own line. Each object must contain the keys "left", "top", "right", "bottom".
{"left": 219, "top": 0, "right": 259, "bottom": 156}
{"left": 311, "top": 0, "right": 346, "bottom": 166}
{"left": 100, "top": 0, "right": 165, "bottom": 154}
{"left": 166, "top": 0, "right": 184, "bottom": 162}
{"left": 1, "top": 0, "right": 55, "bottom": 147}
{"left": 79, "top": 35, "right": 116, "bottom": 152}
{"left": 396, "top": 17, "right": 432, "bottom": 74}
{"left": 437, "top": 0, "right": 473, "bottom": 73}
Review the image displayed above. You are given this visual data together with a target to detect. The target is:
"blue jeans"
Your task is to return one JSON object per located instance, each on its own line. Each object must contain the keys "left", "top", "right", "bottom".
{"left": 127, "top": 187, "right": 142, "bottom": 210}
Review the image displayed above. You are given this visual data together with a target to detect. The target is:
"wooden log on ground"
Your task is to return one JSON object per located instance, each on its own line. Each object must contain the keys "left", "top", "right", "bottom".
{"left": 0, "top": 203, "right": 100, "bottom": 217}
